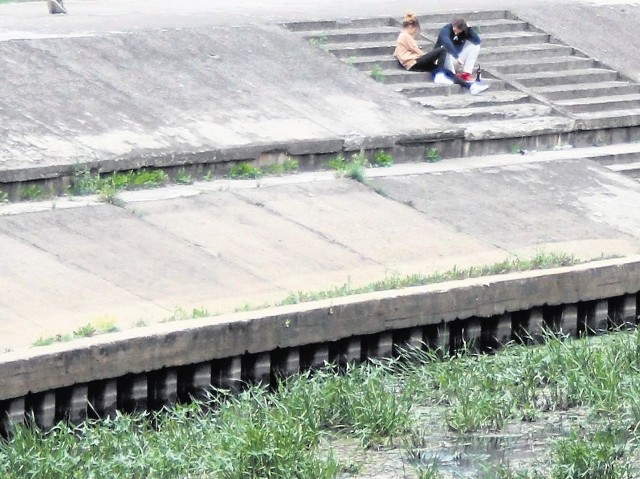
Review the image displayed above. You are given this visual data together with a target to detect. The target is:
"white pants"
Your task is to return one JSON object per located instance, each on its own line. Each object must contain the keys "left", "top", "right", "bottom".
{"left": 444, "top": 42, "right": 480, "bottom": 74}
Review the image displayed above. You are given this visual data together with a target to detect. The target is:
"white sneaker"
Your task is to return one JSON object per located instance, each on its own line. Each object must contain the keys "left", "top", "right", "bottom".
{"left": 433, "top": 72, "right": 454, "bottom": 85}
{"left": 469, "top": 82, "right": 490, "bottom": 95}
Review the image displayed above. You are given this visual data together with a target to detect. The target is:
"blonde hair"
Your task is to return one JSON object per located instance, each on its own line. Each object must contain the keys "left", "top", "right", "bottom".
{"left": 402, "top": 11, "right": 420, "bottom": 29}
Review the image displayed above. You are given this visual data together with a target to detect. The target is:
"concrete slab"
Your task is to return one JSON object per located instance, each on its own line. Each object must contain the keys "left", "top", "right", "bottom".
{"left": 0, "top": 153, "right": 639, "bottom": 352}
{"left": 1, "top": 0, "right": 640, "bottom": 356}
{"left": 369, "top": 158, "right": 640, "bottom": 252}
{"left": 0, "top": 24, "right": 453, "bottom": 177}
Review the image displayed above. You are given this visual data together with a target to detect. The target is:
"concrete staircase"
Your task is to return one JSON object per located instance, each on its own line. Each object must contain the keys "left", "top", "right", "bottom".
{"left": 285, "top": 11, "right": 640, "bottom": 173}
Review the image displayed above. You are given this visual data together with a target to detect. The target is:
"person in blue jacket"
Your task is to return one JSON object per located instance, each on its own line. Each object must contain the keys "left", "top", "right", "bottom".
{"left": 435, "top": 17, "right": 481, "bottom": 82}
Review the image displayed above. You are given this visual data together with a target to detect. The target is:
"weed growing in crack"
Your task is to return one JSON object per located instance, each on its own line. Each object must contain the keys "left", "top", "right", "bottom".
{"left": 327, "top": 151, "right": 369, "bottom": 183}
{"left": 370, "top": 64, "right": 385, "bottom": 82}
{"left": 69, "top": 165, "right": 101, "bottom": 195}
{"left": 19, "top": 184, "right": 44, "bottom": 201}
{"left": 228, "top": 162, "right": 263, "bottom": 179}
{"left": 373, "top": 150, "right": 393, "bottom": 167}
{"left": 98, "top": 185, "right": 125, "bottom": 207}
{"left": 425, "top": 147, "right": 441, "bottom": 163}
{"left": 32, "top": 319, "right": 119, "bottom": 347}
{"left": 308, "top": 32, "right": 328, "bottom": 46}
{"left": 162, "top": 306, "right": 211, "bottom": 323}
{"left": 175, "top": 168, "right": 193, "bottom": 185}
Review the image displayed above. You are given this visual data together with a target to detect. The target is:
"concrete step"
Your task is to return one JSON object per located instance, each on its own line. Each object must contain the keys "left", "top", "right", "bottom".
{"left": 508, "top": 68, "right": 618, "bottom": 87}
{"left": 286, "top": 11, "right": 511, "bottom": 33}
{"left": 579, "top": 144, "right": 640, "bottom": 166}
{"left": 480, "top": 43, "right": 574, "bottom": 61}
{"left": 284, "top": 17, "right": 396, "bottom": 32}
{"left": 577, "top": 109, "right": 640, "bottom": 129}
{"left": 463, "top": 115, "right": 575, "bottom": 141}
{"left": 488, "top": 56, "right": 595, "bottom": 74}
{"left": 393, "top": 80, "right": 510, "bottom": 97}
{"left": 608, "top": 161, "right": 640, "bottom": 179}
{"left": 421, "top": 18, "right": 529, "bottom": 36}
{"left": 330, "top": 37, "right": 568, "bottom": 60}
{"left": 415, "top": 90, "right": 531, "bottom": 109}
{"left": 417, "top": 10, "right": 511, "bottom": 24}
{"left": 301, "top": 27, "right": 400, "bottom": 44}
{"left": 350, "top": 56, "right": 400, "bottom": 71}
{"left": 377, "top": 67, "right": 501, "bottom": 84}
{"left": 433, "top": 103, "right": 553, "bottom": 123}
{"left": 328, "top": 42, "right": 394, "bottom": 58}
{"left": 476, "top": 31, "right": 551, "bottom": 48}
{"left": 556, "top": 94, "right": 640, "bottom": 114}
{"left": 533, "top": 81, "right": 640, "bottom": 100}
{"left": 377, "top": 69, "right": 431, "bottom": 84}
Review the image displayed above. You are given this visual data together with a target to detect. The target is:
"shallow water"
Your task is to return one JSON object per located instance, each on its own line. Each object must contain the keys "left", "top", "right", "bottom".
{"left": 412, "top": 415, "right": 575, "bottom": 477}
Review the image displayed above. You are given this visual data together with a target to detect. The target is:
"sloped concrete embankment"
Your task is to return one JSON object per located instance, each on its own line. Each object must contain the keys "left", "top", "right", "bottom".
{"left": 0, "top": 257, "right": 638, "bottom": 434}
{"left": 4, "top": 10, "right": 640, "bottom": 198}
{"left": 0, "top": 24, "right": 458, "bottom": 199}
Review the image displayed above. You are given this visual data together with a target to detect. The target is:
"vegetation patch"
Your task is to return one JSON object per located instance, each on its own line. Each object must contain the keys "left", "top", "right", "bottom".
{"left": 308, "top": 32, "right": 328, "bottom": 46}
{"left": 372, "top": 150, "right": 394, "bottom": 167}
{"left": 27, "top": 252, "right": 580, "bottom": 345}
{"left": 327, "top": 151, "right": 369, "bottom": 183}
{"left": 425, "top": 147, "right": 441, "bottom": 163}
{"left": 228, "top": 159, "right": 299, "bottom": 179}
{"left": 7, "top": 329, "right": 640, "bottom": 477}
{"left": 32, "top": 319, "right": 118, "bottom": 347}
{"left": 161, "top": 306, "right": 210, "bottom": 323}
{"left": 277, "top": 251, "right": 577, "bottom": 306}
{"left": 18, "top": 185, "right": 44, "bottom": 201}
{"left": 370, "top": 65, "right": 385, "bottom": 83}
{"left": 69, "top": 166, "right": 168, "bottom": 201}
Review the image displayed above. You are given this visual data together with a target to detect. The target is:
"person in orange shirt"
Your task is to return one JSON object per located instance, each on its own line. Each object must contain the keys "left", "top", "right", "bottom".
{"left": 394, "top": 12, "right": 488, "bottom": 94}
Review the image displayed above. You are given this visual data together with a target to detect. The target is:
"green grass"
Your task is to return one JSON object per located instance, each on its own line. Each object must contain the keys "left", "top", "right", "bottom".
{"left": 32, "top": 320, "right": 119, "bottom": 347}
{"left": 228, "top": 159, "right": 299, "bottom": 179}
{"left": 425, "top": 147, "right": 441, "bottom": 163}
{"left": 8, "top": 329, "right": 640, "bottom": 477}
{"left": 327, "top": 151, "right": 369, "bottom": 183}
{"left": 228, "top": 162, "right": 262, "bottom": 179}
{"left": 0, "top": 190, "right": 8, "bottom": 203}
{"left": 370, "top": 65, "right": 385, "bottom": 83}
{"left": 264, "top": 158, "right": 299, "bottom": 175}
{"left": 0, "top": 362, "right": 409, "bottom": 478}
{"left": 372, "top": 150, "right": 393, "bottom": 167}
{"left": 162, "top": 306, "right": 210, "bottom": 323}
{"left": 18, "top": 185, "right": 43, "bottom": 201}
{"left": 399, "top": 329, "right": 640, "bottom": 476}
{"left": 25, "top": 252, "right": 579, "bottom": 346}
{"left": 308, "top": 33, "right": 328, "bottom": 46}
{"left": 277, "top": 251, "right": 578, "bottom": 307}
{"left": 69, "top": 166, "right": 168, "bottom": 199}
{"left": 175, "top": 168, "right": 193, "bottom": 185}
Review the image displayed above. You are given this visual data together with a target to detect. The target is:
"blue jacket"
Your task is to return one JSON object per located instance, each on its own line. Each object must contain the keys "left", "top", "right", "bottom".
{"left": 435, "top": 23, "right": 481, "bottom": 59}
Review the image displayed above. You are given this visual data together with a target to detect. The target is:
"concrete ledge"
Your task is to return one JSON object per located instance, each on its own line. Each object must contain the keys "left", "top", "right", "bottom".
{"left": 1, "top": 256, "right": 639, "bottom": 401}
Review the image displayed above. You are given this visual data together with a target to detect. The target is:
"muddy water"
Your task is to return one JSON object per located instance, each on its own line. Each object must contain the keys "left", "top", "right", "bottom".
{"left": 332, "top": 410, "right": 584, "bottom": 478}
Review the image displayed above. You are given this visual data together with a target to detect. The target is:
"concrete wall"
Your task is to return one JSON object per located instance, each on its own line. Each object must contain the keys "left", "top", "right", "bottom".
{"left": 1, "top": 256, "right": 639, "bottom": 432}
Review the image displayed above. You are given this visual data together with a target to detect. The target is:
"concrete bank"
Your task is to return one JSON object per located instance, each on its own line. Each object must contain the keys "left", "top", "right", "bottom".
{"left": 2, "top": 154, "right": 640, "bottom": 352}
{"left": 0, "top": 255, "right": 638, "bottom": 432}
{"left": 2, "top": 4, "right": 640, "bottom": 196}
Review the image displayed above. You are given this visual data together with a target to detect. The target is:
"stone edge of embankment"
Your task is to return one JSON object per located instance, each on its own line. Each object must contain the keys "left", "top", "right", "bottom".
{"left": 1, "top": 255, "right": 639, "bottom": 401}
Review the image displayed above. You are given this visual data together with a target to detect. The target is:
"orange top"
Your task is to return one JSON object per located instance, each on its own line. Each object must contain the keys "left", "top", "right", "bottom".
{"left": 394, "top": 30, "right": 422, "bottom": 70}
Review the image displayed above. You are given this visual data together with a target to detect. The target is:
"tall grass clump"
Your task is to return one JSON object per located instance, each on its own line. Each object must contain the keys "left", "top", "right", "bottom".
{"left": 326, "top": 151, "right": 368, "bottom": 183}
{"left": 0, "top": 358, "right": 413, "bottom": 478}
{"left": 551, "top": 429, "right": 636, "bottom": 479}
{"left": 6, "top": 318, "right": 640, "bottom": 477}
